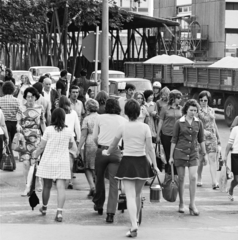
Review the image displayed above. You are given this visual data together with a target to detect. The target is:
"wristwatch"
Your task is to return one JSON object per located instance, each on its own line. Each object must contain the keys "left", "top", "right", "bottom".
{"left": 201, "top": 152, "right": 207, "bottom": 156}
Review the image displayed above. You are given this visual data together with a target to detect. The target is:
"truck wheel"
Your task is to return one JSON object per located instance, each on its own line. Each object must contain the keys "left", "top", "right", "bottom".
{"left": 224, "top": 96, "right": 238, "bottom": 127}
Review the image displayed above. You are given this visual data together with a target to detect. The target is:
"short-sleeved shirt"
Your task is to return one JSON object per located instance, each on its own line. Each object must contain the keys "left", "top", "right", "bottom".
{"left": 155, "top": 99, "right": 168, "bottom": 116}
{"left": 93, "top": 114, "right": 127, "bottom": 146}
{"left": 160, "top": 104, "right": 182, "bottom": 136}
{"left": 70, "top": 99, "right": 85, "bottom": 123}
{"left": 0, "top": 94, "right": 20, "bottom": 121}
{"left": 116, "top": 121, "right": 151, "bottom": 156}
{"left": 56, "top": 78, "right": 67, "bottom": 96}
{"left": 171, "top": 116, "right": 204, "bottom": 161}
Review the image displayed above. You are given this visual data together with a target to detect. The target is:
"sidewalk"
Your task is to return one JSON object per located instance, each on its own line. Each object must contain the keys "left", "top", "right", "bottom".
{"left": 0, "top": 161, "right": 238, "bottom": 240}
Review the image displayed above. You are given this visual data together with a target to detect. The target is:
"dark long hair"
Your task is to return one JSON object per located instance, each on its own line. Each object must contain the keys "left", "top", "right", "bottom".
{"left": 58, "top": 95, "right": 71, "bottom": 114}
{"left": 51, "top": 108, "right": 67, "bottom": 131}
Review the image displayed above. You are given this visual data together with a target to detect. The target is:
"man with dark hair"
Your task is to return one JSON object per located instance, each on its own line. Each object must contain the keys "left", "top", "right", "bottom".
{"left": 33, "top": 82, "right": 51, "bottom": 126}
{"left": 56, "top": 69, "right": 68, "bottom": 96}
{"left": 69, "top": 85, "right": 85, "bottom": 124}
{"left": 71, "top": 69, "right": 98, "bottom": 97}
{"left": 0, "top": 81, "right": 20, "bottom": 169}
{"left": 4, "top": 68, "right": 15, "bottom": 85}
{"left": 118, "top": 83, "right": 136, "bottom": 117}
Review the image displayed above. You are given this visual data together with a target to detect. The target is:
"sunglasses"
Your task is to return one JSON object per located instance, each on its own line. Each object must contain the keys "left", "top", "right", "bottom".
{"left": 200, "top": 99, "right": 208, "bottom": 102}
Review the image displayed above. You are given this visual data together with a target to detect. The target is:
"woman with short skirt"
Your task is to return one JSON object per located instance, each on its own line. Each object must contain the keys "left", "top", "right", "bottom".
{"left": 33, "top": 108, "right": 73, "bottom": 222}
{"left": 104, "top": 99, "right": 160, "bottom": 238}
{"left": 169, "top": 99, "right": 208, "bottom": 215}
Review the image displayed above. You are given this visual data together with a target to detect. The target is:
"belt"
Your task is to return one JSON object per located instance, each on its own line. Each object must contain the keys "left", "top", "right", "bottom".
{"left": 98, "top": 145, "right": 109, "bottom": 149}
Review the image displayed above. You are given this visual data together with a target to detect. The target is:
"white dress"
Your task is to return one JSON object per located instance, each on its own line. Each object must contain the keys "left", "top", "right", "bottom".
{"left": 36, "top": 126, "right": 73, "bottom": 179}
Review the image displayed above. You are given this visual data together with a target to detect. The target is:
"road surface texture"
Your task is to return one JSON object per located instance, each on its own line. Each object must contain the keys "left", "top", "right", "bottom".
{"left": 0, "top": 114, "right": 237, "bottom": 240}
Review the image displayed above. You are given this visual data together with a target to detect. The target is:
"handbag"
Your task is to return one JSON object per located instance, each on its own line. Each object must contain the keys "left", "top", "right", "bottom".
{"left": 73, "top": 153, "right": 85, "bottom": 173}
{"left": 11, "top": 132, "right": 26, "bottom": 153}
{"left": 150, "top": 173, "right": 162, "bottom": 202}
{"left": 118, "top": 180, "right": 127, "bottom": 212}
{"left": 162, "top": 164, "right": 178, "bottom": 202}
{"left": 219, "top": 164, "right": 227, "bottom": 192}
{"left": 1, "top": 143, "right": 15, "bottom": 171}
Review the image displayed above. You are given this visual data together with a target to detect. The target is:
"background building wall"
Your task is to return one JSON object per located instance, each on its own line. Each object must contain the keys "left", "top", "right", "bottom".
{"left": 154, "top": 0, "right": 230, "bottom": 59}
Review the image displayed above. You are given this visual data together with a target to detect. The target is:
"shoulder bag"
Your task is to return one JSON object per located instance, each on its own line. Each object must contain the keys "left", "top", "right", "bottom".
{"left": 162, "top": 164, "right": 179, "bottom": 202}
{"left": 1, "top": 143, "right": 15, "bottom": 171}
{"left": 11, "top": 132, "right": 26, "bottom": 153}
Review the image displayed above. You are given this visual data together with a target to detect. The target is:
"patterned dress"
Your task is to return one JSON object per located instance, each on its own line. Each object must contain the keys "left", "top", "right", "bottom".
{"left": 198, "top": 107, "right": 218, "bottom": 153}
{"left": 16, "top": 104, "right": 44, "bottom": 162}
{"left": 82, "top": 112, "right": 98, "bottom": 169}
{"left": 36, "top": 126, "right": 73, "bottom": 179}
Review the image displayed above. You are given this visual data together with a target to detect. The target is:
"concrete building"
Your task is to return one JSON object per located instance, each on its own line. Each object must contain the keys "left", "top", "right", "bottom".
{"left": 154, "top": 0, "right": 238, "bottom": 60}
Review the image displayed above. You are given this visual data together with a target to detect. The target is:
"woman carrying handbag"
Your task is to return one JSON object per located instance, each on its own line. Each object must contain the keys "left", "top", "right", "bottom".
{"left": 169, "top": 99, "right": 207, "bottom": 216}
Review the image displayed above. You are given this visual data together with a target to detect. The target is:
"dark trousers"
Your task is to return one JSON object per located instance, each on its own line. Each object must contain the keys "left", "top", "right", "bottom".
{"left": 93, "top": 147, "right": 121, "bottom": 214}
{"left": 161, "top": 132, "right": 177, "bottom": 175}
{"left": 5, "top": 121, "right": 17, "bottom": 169}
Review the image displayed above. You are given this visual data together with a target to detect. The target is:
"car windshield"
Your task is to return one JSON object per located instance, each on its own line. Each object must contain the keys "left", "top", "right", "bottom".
{"left": 38, "top": 67, "right": 59, "bottom": 75}
{"left": 109, "top": 81, "right": 152, "bottom": 97}
{"left": 90, "top": 73, "right": 125, "bottom": 80}
{"left": 12, "top": 72, "right": 34, "bottom": 86}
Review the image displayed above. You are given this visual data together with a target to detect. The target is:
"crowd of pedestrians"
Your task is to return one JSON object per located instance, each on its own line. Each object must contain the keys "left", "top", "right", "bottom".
{"left": 0, "top": 68, "right": 237, "bottom": 238}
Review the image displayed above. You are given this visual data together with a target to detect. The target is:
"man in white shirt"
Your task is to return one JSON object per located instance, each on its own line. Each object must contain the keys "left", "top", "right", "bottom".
{"left": 69, "top": 85, "right": 85, "bottom": 124}
{"left": 43, "top": 78, "right": 59, "bottom": 113}
{"left": 118, "top": 83, "right": 135, "bottom": 117}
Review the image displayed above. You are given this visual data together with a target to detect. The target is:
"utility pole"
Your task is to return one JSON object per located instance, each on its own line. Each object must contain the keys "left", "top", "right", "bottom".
{"left": 101, "top": 0, "right": 109, "bottom": 92}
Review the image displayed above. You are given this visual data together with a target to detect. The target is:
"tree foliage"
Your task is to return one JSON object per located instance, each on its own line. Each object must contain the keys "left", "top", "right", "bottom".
{"left": 0, "top": 0, "right": 133, "bottom": 46}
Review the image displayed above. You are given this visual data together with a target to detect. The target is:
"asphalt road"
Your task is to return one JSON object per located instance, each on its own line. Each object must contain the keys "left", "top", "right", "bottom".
{"left": 0, "top": 114, "right": 237, "bottom": 240}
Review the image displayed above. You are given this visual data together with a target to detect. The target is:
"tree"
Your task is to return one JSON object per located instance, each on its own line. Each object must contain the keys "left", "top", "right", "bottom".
{"left": 0, "top": 0, "right": 133, "bottom": 68}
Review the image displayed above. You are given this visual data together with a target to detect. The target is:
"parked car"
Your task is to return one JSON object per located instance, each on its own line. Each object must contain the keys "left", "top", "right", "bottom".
{"left": 108, "top": 78, "right": 153, "bottom": 99}
{"left": 89, "top": 70, "right": 125, "bottom": 96}
{"left": 12, "top": 70, "right": 35, "bottom": 86}
{"left": 29, "top": 66, "right": 60, "bottom": 81}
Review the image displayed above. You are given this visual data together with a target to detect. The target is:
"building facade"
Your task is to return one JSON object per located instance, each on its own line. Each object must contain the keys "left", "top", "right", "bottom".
{"left": 154, "top": 0, "right": 238, "bottom": 60}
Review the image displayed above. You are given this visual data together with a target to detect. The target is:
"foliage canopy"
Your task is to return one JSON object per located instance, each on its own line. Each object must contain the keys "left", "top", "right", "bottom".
{"left": 0, "top": 0, "right": 133, "bottom": 46}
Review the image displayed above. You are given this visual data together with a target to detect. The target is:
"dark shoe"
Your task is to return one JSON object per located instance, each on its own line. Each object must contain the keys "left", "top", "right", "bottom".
{"left": 94, "top": 205, "right": 103, "bottom": 215}
{"left": 212, "top": 184, "right": 219, "bottom": 190}
{"left": 68, "top": 183, "right": 73, "bottom": 190}
{"left": 144, "top": 181, "right": 150, "bottom": 186}
{"left": 189, "top": 206, "right": 199, "bottom": 216}
{"left": 106, "top": 213, "right": 114, "bottom": 223}
{"left": 126, "top": 229, "right": 137, "bottom": 238}
{"left": 55, "top": 211, "right": 63, "bottom": 222}
{"left": 39, "top": 206, "right": 47, "bottom": 216}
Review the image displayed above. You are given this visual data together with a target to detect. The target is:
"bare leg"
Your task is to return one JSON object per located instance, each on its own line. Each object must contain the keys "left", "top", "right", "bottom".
{"left": 135, "top": 179, "right": 146, "bottom": 222}
{"left": 123, "top": 180, "right": 137, "bottom": 230}
{"left": 176, "top": 166, "right": 186, "bottom": 208}
{"left": 85, "top": 169, "right": 95, "bottom": 189}
{"left": 197, "top": 155, "right": 203, "bottom": 184}
{"left": 188, "top": 166, "right": 198, "bottom": 210}
{"left": 208, "top": 152, "right": 218, "bottom": 186}
{"left": 56, "top": 179, "right": 66, "bottom": 209}
{"left": 23, "top": 160, "right": 30, "bottom": 184}
{"left": 42, "top": 178, "right": 53, "bottom": 206}
{"left": 229, "top": 175, "right": 238, "bottom": 195}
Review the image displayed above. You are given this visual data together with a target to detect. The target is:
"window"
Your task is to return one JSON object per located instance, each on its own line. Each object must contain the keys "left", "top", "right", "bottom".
{"left": 226, "top": 2, "right": 238, "bottom": 10}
